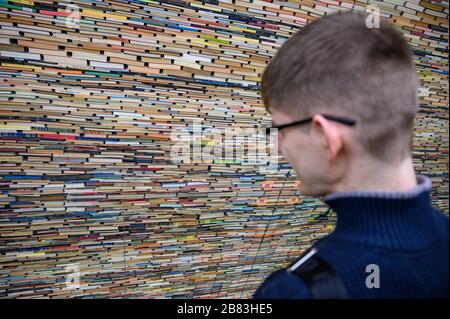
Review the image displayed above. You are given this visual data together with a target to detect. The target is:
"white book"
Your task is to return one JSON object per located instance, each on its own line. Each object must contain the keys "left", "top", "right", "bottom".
{"left": 247, "top": 8, "right": 278, "bottom": 16}
{"left": 2, "top": 23, "right": 52, "bottom": 32}
{"left": 402, "top": 12, "right": 422, "bottom": 21}
{"left": 104, "top": 141, "right": 140, "bottom": 145}
{"left": 71, "top": 51, "right": 107, "bottom": 62}
{"left": 148, "top": 7, "right": 179, "bottom": 17}
{"left": 65, "top": 183, "right": 86, "bottom": 189}
{"left": 198, "top": 10, "right": 229, "bottom": 20}
{"left": 28, "top": 48, "right": 66, "bottom": 57}
{"left": 92, "top": 38, "right": 122, "bottom": 46}
{"left": 133, "top": 35, "right": 159, "bottom": 44}
{"left": 0, "top": 51, "right": 41, "bottom": 60}
{"left": 253, "top": 0, "right": 280, "bottom": 9}
{"left": 0, "top": 27, "right": 21, "bottom": 35}
{"left": 418, "top": 87, "right": 431, "bottom": 97}
{"left": 122, "top": 34, "right": 155, "bottom": 43}
{"left": 16, "top": 27, "right": 51, "bottom": 35}
{"left": 424, "top": 9, "right": 447, "bottom": 18}
{"left": 181, "top": 53, "right": 212, "bottom": 62}
{"left": 43, "top": 55, "right": 87, "bottom": 67}
{"left": 173, "top": 59, "right": 202, "bottom": 69}
{"left": 405, "top": 2, "right": 425, "bottom": 12}
{"left": 371, "top": 1, "right": 396, "bottom": 9}
{"left": 90, "top": 61, "right": 125, "bottom": 70}
{"left": 193, "top": 74, "right": 218, "bottom": 82}
{"left": 383, "top": 0, "right": 408, "bottom": 6}
{"left": 314, "top": 4, "right": 340, "bottom": 14}
{"left": 124, "top": 39, "right": 149, "bottom": 48}
{"left": 222, "top": 49, "right": 249, "bottom": 58}
{"left": 348, "top": 4, "right": 366, "bottom": 12}
{"left": 316, "top": 0, "right": 340, "bottom": 6}
{"left": 113, "top": 111, "right": 144, "bottom": 118}
{"left": 300, "top": 5, "right": 327, "bottom": 15}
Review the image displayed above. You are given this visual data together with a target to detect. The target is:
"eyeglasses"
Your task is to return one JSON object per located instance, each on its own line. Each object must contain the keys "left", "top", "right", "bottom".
{"left": 265, "top": 114, "right": 356, "bottom": 135}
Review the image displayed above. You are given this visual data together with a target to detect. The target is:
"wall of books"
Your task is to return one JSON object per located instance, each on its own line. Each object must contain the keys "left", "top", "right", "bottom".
{"left": 0, "top": 0, "right": 448, "bottom": 298}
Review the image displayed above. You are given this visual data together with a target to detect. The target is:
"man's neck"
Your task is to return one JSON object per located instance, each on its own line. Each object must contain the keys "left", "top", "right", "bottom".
{"left": 332, "top": 156, "right": 418, "bottom": 194}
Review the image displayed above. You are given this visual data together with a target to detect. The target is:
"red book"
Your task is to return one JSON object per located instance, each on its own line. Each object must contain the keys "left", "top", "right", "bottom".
{"left": 39, "top": 10, "right": 71, "bottom": 17}
{"left": 38, "top": 133, "right": 75, "bottom": 140}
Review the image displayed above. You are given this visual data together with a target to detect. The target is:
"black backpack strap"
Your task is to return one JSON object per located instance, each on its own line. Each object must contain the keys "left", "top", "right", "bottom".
{"left": 287, "top": 248, "right": 348, "bottom": 299}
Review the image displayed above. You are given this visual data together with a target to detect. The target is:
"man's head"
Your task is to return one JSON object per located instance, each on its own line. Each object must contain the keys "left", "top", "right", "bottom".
{"left": 262, "top": 12, "right": 419, "bottom": 196}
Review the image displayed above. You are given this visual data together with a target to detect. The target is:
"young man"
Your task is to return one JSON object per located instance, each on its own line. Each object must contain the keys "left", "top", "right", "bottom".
{"left": 253, "top": 12, "right": 449, "bottom": 299}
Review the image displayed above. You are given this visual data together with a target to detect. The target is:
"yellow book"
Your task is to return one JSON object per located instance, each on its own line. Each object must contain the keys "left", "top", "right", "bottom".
{"left": 0, "top": 124, "right": 32, "bottom": 131}
{"left": 82, "top": 9, "right": 106, "bottom": 19}
{"left": 10, "top": 0, "right": 34, "bottom": 5}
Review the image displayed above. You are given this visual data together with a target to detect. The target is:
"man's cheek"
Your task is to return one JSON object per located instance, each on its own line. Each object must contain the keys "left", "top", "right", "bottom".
{"left": 275, "top": 132, "right": 283, "bottom": 155}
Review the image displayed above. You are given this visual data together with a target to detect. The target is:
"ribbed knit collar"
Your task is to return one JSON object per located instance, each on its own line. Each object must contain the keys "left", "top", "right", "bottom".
{"left": 323, "top": 175, "right": 439, "bottom": 249}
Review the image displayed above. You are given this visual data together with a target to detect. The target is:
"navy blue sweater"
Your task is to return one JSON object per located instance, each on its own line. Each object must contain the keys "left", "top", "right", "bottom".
{"left": 254, "top": 175, "right": 449, "bottom": 299}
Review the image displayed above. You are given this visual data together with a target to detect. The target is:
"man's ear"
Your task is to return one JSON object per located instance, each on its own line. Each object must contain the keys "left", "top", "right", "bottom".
{"left": 311, "top": 114, "right": 344, "bottom": 162}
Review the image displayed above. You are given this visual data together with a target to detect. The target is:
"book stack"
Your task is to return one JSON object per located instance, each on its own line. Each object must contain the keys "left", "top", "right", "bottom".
{"left": 0, "top": 0, "right": 448, "bottom": 298}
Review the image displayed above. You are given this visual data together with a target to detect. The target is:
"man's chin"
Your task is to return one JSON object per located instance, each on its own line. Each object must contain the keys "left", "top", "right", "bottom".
{"left": 298, "top": 184, "right": 313, "bottom": 196}
{"left": 299, "top": 184, "right": 326, "bottom": 198}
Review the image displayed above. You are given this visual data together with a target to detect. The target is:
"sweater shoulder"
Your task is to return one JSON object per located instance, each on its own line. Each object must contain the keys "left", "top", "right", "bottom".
{"left": 253, "top": 268, "right": 312, "bottom": 299}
